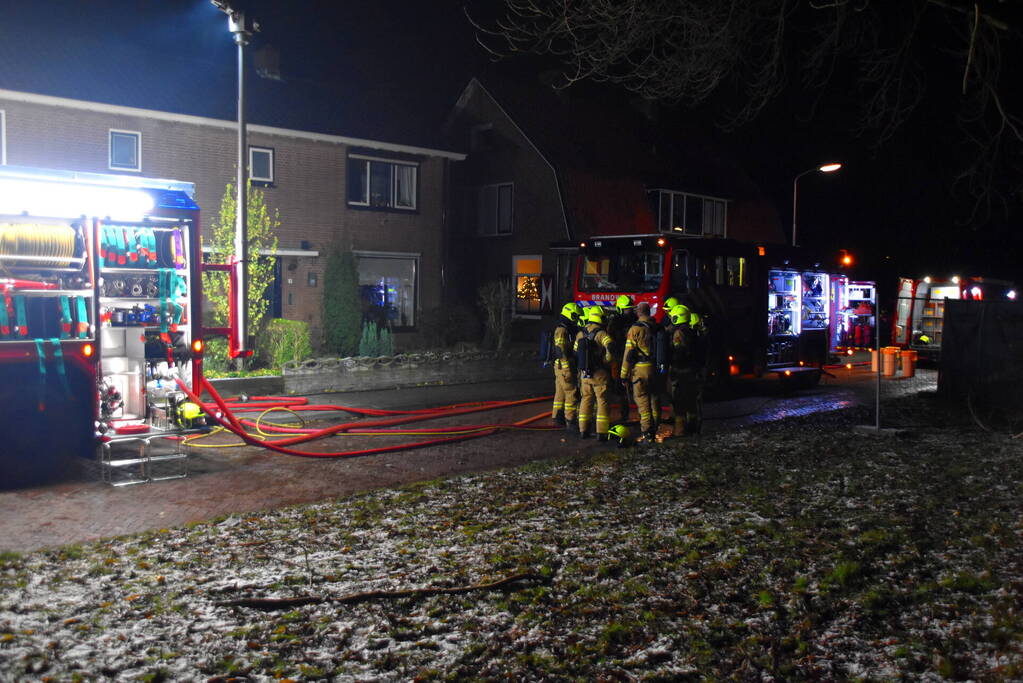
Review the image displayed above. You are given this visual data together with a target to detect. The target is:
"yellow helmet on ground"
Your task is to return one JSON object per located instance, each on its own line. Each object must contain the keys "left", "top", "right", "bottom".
{"left": 608, "top": 423, "right": 631, "bottom": 446}
{"left": 615, "top": 294, "right": 634, "bottom": 312}
{"left": 179, "top": 402, "right": 203, "bottom": 420}
{"left": 584, "top": 306, "right": 605, "bottom": 325}
{"left": 561, "top": 302, "right": 582, "bottom": 323}
{"left": 669, "top": 304, "right": 691, "bottom": 326}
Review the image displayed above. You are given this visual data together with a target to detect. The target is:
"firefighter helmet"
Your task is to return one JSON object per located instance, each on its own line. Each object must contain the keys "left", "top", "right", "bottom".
{"left": 584, "top": 306, "right": 605, "bottom": 325}
{"left": 560, "top": 302, "right": 582, "bottom": 323}
{"left": 664, "top": 296, "right": 679, "bottom": 311}
{"left": 669, "top": 304, "right": 691, "bottom": 326}
{"left": 615, "top": 294, "right": 634, "bottom": 312}
{"left": 608, "top": 423, "right": 631, "bottom": 446}
{"left": 688, "top": 311, "right": 702, "bottom": 328}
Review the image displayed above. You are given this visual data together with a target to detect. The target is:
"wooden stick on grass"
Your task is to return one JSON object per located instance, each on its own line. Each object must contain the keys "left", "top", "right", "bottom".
{"left": 215, "top": 571, "right": 544, "bottom": 611}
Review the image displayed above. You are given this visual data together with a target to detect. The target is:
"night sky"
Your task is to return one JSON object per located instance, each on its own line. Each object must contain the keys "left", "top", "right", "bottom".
{"left": 4, "top": 0, "right": 1021, "bottom": 287}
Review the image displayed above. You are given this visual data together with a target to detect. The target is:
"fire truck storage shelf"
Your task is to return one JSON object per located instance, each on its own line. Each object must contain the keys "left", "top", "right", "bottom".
{"left": 0, "top": 166, "right": 204, "bottom": 488}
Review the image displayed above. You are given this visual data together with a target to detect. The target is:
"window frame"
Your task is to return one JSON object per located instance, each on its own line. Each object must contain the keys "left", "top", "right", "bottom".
{"left": 650, "top": 189, "right": 727, "bottom": 237}
{"left": 108, "top": 129, "right": 142, "bottom": 172}
{"left": 346, "top": 154, "right": 419, "bottom": 211}
{"left": 249, "top": 145, "right": 275, "bottom": 185}
{"left": 478, "top": 182, "right": 514, "bottom": 237}
{"left": 354, "top": 250, "right": 420, "bottom": 330}
{"left": 0, "top": 110, "right": 6, "bottom": 165}
{"left": 512, "top": 254, "right": 543, "bottom": 319}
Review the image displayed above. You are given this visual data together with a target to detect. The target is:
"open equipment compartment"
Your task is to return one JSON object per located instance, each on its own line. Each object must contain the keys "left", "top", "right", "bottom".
{"left": 0, "top": 166, "right": 207, "bottom": 487}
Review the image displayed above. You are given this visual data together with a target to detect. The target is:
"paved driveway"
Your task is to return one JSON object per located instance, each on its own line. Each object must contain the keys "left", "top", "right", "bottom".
{"left": 0, "top": 368, "right": 936, "bottom": 552}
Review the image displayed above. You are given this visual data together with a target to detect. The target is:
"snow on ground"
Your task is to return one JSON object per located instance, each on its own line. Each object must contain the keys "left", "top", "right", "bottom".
{"left": 1, "top": 392, "right": 1022, "bottom": 681}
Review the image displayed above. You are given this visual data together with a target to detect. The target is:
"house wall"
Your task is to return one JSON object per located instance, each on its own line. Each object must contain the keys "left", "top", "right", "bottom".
{"left": 447, "top": 82, "right": 569, "bottom": 342}
{"left": 0, "top": 95, "right": 451, "bottom": 348}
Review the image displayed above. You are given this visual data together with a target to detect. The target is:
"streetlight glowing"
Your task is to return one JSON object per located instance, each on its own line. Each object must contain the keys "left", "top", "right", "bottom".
{"left": 792, "top": 161, "right": 842, "bottom": 246}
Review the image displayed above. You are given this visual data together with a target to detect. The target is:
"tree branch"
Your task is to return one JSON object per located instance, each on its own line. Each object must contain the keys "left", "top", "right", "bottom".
{"left": 215, "top": 571, "right": 545, "bottom": 611}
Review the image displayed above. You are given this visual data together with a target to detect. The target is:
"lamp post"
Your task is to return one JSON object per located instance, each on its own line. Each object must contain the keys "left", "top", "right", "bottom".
{"left": 211, "top": 1, "right": 259, "bottom": 358}
{"left": 791, "top": 162, "right": 841, "bottom": 247}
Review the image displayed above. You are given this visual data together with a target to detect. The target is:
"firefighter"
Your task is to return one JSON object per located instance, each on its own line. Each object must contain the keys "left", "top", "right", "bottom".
{"left": 551, "top": 302, "right": 582, "bottom": 430}
{"left": 575, "top": 305, "right": 615, "bottom": 441}
{"left": 668, "top": 305, "right": 706, "bottom": 437}
{"left": 620, "top": 301, "right": 661, "bottom": 442}
{"left": 607, "top": 294, "right": 635, "bottom": 421}
{"left": 662, "top": 296, "right": 679, "bottom": 321}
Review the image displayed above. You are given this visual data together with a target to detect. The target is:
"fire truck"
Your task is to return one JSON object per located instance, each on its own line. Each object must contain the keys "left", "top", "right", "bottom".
{"left": 0, "top": 166, "right": 230, "bottom": 487}
{"left": 893, "top": 275, "right": 1017, "bottom": 360}
{"left": 568, "top": 234, "right": 875, "bottom": 384}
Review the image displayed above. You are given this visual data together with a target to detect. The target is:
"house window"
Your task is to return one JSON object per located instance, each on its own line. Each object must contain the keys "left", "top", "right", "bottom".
{"left": 651, "top": 190, "right": 727, "bottom": 237}
{"left": 347, "top": 155, "right": 418, "bottom": 210}
{"left": 513, "top": 255, "right": 542, "bottom": 316}
{"left": 0, "top": 110, "right": 6, "bottom": 165}
{"left": 307, "top": 271, "right": 317, "bottom": 287}
{"left": 357, "top": 253, "right": 418, "bottom": 329}
{"left": 478, "top": 182, "right": 513, "bottom": 236}
{"left": 249, "top": 146, "right": 274, "bottom": 184}
{"left": 109, "top": 129, "right": 141, "bottom": 171}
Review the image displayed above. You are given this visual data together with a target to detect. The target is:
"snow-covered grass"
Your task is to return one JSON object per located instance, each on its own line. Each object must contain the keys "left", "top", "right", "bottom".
{"left": 1, "top": 392, "right": 1022, "bottom": 681}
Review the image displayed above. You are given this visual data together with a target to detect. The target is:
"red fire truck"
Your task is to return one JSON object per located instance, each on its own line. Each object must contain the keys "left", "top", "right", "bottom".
{"left": 893, "top": 275, "right": 1017, "bottom": 359}
{"left": 569, "top": 234, "right": 875, "bottom": 384}
{"left": 0, "top": 166, "right": 229, "bottom": 487}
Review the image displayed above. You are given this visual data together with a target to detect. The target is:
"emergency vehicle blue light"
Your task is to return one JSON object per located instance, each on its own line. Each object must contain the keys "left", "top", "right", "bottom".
{"left": 153, "top": 190, "right": 200, "bottom": 211}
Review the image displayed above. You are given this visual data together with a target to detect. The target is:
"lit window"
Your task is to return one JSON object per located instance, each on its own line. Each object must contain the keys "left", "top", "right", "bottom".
{"left": 307, "top": 271, "right": 317, "bottom": 287}
{"left": 478, "top": 183, "right": 513, "bottom": 236}
{"left": 513, "top": 254, "right": 542, "bottom": 316}
{"left": 347, "top": 155, "right": 418, "bottom": 210}
{"left": 249, "top": 146, "right": 274, "bottom": 184}
{"left": 109, "top": 130, "right": 141, "bottom": 171}
{"left": 357, "top": 254, "right": 417, "bottom": 328}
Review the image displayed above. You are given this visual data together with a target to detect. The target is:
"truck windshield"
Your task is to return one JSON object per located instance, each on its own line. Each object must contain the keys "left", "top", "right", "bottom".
{"left": 579, "top": 250, "right": 664, "bottom": 292}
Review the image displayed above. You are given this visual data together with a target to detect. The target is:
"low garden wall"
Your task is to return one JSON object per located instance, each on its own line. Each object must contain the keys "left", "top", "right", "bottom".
{"left": 280, "top": 348, "right": 547, "bottom": 395}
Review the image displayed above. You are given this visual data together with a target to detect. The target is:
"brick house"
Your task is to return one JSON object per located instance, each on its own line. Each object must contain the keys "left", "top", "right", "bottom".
{"left": 0, "top": 85, "right": 463, "bottom": 348}
{"left": 445, "top": 78, "right": 785, "bottom": 340}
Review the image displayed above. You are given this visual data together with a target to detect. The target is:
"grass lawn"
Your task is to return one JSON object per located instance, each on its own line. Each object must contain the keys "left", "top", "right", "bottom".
{"left": 1, "top": 392, "right": 1021, "bottom": 680}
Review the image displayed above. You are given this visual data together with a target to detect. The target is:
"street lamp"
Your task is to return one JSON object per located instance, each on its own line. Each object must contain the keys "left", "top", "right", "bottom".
{"left": 211, "top": 0, "right": 259, "bottom": 358}
{"left": 792, "top": 162, "right": 842, "bottom": 247}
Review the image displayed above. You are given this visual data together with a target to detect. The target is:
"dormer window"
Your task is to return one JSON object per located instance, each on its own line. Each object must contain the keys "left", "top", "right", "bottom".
{"left": 649, "top": 189, "right": 727, "bottom": 237}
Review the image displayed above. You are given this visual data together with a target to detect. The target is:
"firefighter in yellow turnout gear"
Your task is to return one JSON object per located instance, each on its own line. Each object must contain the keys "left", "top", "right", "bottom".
{"left": 668, "top": 305, "right": 706, "bottom": 437}
{"left": 620, "top": 301, "right": 661, "bottom": 441}
{"left": 574, "top": 306, "right": 615, "bottom": 441}
{"left": 551, "top": 302, "right": 582, "bottom": 430}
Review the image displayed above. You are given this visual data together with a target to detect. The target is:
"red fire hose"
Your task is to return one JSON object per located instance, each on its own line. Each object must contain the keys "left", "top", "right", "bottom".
{"left": 176, "top": 377, "right": 556, "bottom": 459}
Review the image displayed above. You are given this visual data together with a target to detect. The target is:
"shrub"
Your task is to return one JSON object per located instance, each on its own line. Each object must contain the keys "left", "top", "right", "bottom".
{"left": 203, "top": 337, "right": 230, "bottom": 374}
{"left": 321, "top": 246, "right": 361, "bottom": 356}
{"left": 265, "top": 319, "right": 313, "bottom": 370}
{"left": 204, "top": 181, "right": 279, "bottom": 367}
{"left": 358, "top": 321, "right": 394, "bottom": 357}
{"left": 478, "top": 279, "right": 513, "bottom": 352}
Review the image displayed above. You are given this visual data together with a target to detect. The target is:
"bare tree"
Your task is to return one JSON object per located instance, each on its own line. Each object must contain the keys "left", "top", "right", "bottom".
{"left": 473, "top": 0, "right": 1023, "bottom": 226}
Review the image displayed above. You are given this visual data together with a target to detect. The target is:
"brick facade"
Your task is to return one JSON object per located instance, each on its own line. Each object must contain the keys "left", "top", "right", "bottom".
{"left": 447, "top": 81, "right": 570, "bottom": 342}
{"left": 0, "top": 91, "right": 460, "bottom": 348}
